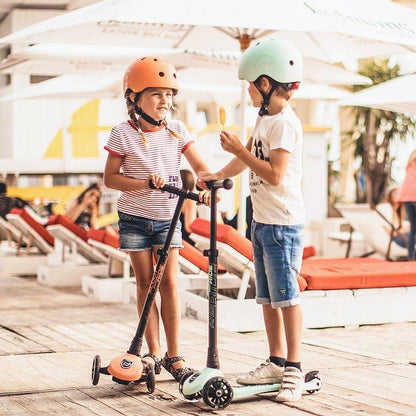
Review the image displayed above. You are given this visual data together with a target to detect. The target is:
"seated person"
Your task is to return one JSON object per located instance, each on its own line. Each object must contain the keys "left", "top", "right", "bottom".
{"left": 65, "top": 183, "right": 102, "bottom": 230}
{"left": 377, "top": 186, "right": 411, "bottom": 248}
{"left": 0, "top": 182, "right": 28, "bottom": 220}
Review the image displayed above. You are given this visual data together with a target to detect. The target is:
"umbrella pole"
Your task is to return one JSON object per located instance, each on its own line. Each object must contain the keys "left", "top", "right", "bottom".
{"left": 236, "top": 35, "right": 251, "bottom": 235}
{"left": 237, "top": 82, "right": 248, "bottom": 235}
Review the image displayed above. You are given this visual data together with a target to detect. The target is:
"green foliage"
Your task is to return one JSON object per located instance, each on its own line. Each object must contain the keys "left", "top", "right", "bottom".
{"left": 347, "top": 58, "right": 416, "bottom": 205}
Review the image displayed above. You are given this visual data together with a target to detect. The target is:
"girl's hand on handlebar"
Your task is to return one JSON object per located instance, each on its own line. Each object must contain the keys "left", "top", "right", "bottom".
{"left": 148, "top": 173, "right": 165, "bottom": 189}
{"left": 198, "top": 190, "right": 211, "bottom": 206}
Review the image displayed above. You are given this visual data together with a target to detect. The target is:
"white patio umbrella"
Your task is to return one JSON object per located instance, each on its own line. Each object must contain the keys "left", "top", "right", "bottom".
{"left": 3, "top": 0, "right": 415, "bottom": 231}
{"left": 0, "top": 43, "right": 372, "bottom": 86}
{"left": 1, "top": 0, "right": 416, "bottom": 62}
{"left": 339, "top": 73, "right": 416, "bottom": 114}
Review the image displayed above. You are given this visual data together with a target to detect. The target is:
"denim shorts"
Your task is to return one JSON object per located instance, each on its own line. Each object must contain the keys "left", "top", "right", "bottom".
{"left": 118, "top": 211, "right": 183, "bottom": 251}
{"left": 251, "top": 221, "right": 304, "bottom": 308}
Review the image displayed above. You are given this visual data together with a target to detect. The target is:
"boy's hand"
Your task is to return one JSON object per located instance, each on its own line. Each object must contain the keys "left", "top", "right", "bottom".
{"left": 148, "top": 173, "right": 165, "bottom": 189}
{"left": 220, "top": 131, "right": 244, "bottom": 155}
{"left": 198, "top": 171, "right": 220, "bottom": 187}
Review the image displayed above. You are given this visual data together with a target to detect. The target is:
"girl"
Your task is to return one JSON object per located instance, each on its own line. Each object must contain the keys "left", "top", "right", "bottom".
{"left": 103, "top": 57, "right": 210, "bottom": 381}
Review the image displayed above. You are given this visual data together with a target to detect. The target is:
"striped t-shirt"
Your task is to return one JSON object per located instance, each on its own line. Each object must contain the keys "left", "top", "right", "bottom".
{"left": 104, "top": 120, "right": 194, "bottom": 220}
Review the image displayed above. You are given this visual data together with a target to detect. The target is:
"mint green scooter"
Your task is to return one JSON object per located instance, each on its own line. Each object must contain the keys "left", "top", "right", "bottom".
{"left": 179, "top": 180, "right": 322, "bottom": 409}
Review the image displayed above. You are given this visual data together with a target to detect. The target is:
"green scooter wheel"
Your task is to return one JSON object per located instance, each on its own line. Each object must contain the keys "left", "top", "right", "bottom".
{"left": 179, "top": 371, "right": 202, "bottom": 402}
{"left": 202, "top": 377, "right": 233, "bottom": 409}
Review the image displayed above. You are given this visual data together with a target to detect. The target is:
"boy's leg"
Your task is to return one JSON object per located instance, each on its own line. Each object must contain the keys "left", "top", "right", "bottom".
{"left": 263, "top": 304, "right": 286, "bottom": 358}
{"left": 275, "top": 304, "right": 303, "bottom": 402}
{"left": 281, "top": 304, "right": 303, "bottom": 362}
{"left": 237, "top": 223, "right": 285, "bottom": 385}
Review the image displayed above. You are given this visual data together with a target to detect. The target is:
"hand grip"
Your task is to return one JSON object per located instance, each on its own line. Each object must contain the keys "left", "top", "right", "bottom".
{"left": 205, "top": 179, "right": 233, "bottom": 190}
{"left": 148, "top": 181, "right": 200, "bottom": 202}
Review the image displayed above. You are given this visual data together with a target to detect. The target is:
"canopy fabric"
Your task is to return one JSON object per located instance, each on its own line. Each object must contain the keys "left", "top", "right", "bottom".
{"left": 1, "top": 0, "right": 416, "bottom": 63}
{"left": 0, "top": 43, "right": 372, "bottom": 86}
{"left": 339, "top": 74, "right": 416, "bottom": 114}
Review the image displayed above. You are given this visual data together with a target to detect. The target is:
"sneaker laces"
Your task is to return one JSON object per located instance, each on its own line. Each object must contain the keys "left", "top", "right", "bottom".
{"left": 248, "top": 359, "right": 270, "bottom": 377}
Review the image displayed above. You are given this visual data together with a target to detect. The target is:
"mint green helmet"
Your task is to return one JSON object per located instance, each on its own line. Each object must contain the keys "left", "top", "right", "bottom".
{"left": 238, "top": 38, "right": 303, "bottom": 84}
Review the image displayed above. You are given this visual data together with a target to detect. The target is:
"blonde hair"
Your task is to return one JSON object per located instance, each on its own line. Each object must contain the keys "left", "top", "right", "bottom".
{"left": 407, "top": 149, "right": 416, "bottom": 168}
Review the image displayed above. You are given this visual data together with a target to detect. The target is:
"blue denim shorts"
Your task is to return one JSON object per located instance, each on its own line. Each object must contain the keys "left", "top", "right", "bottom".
{"left": 118, "top": 211, "right": 183, "bottom": 251}
{"left": 252, "top": 221, "right": 304, "bottom": 308}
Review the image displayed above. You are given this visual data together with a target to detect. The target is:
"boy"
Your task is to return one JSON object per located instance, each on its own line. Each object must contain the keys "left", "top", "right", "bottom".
{"left": 199, "top": 38, "right": 305, "bottom": 402}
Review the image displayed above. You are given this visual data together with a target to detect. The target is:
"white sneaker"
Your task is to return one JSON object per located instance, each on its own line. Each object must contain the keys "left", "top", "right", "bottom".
{"left": 237, "top": 359, "right": 284, "bottom": 385}
{"left": 275, "top": 366, "right": 303, "bottom": 402}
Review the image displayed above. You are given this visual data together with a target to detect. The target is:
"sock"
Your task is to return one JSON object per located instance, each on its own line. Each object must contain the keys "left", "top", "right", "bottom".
{"left": 269, "top": 356, "right": 286, "bottom": 367}
{"left": 285, "top": 361, "right": 302, "bottom": 371}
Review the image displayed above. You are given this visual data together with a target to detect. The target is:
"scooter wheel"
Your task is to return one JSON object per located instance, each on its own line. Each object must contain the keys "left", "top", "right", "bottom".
{"left": 146, "top": 364, "right": 156, "bottom": 394}
{"left": 91, "top": 355, "right": 101, "bottom": 386}
{"left": 202, "top": 377, "right": 233, "bottom": 409}
{"left": 179, "top": 371, "right": 202, "bottom": 402}
{"left": 304, "top": 370, "right": 322, "bottom": 394}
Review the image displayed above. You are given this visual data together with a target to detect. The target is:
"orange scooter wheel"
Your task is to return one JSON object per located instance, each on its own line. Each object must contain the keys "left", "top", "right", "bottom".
{"left": 146, "top": 364, "right": 156, "bottom": 393}
{"left": 107, "top": 352, "right": 144, "bottom": 382}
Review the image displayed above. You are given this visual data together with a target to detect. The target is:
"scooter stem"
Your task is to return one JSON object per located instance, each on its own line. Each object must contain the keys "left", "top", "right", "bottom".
{"left": 204, "top": 179, "right": 233, "bottom": 369}
{"left": 206, "top": 183, "right": 219, "bottom": 369}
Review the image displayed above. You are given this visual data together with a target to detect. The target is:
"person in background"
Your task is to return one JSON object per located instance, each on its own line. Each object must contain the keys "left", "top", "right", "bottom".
{"left": 180, "top": 169, "right": 197, "bottom": 246}
{"left": 0, "top": 182, "right": 28, "bottom": 219}
{"left": 397, "top": 150, "right": 416, "bottom": 260}
{"left": 65, "top": 183, "right": 102, "bottom": 230}
{"left": 221, "top": 195, "right": 253, "bottom": 240}
{"left": 377, "top": 186, "right": 410, "bottom": 249}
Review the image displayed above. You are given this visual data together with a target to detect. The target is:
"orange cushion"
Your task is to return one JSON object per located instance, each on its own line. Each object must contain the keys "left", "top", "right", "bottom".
{"left": 88, "top": 228, "right": 120, "bottom": 249}
{"left": 300, "top": 258, "right": 416, "bottom": 290}
{"left": 302, "top": 245, "right": 316, "bottom": 259}
{"left": 180, "top": 240, "right": 227, "bottom": 274}
{"left": 190, "top": 218, "right": 254, "bottom": 260}
{"left": 191, "top": 218, "right": 316, "bottom": 261}
{"left": 10, "top": 208, "right": 54, "bottom": 247}
{"left": 47, "top": 215, "right": 88, "bottom": 241}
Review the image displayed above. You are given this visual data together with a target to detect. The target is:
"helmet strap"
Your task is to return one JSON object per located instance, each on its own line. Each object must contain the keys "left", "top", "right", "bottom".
{"left": 134, "top": 105, "right": 164, "bottom": 126}
{"left": 256, "top": 78, "right": 277, "bottom": 117}
{"left": 125, "top": 89, "right": 165, "bottom": 126}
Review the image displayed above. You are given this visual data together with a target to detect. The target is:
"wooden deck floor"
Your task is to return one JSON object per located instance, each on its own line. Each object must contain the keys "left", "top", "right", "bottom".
{"left": 1, "top": 270, "right": 416, "bottom": 415}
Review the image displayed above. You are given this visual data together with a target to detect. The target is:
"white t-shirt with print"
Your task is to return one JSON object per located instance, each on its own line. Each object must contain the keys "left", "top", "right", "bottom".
{"left": 104, "top": 120, "right": 193, "bottom": 221}
{"left": 250, "top": 105, "right": 305, "bottom": 225}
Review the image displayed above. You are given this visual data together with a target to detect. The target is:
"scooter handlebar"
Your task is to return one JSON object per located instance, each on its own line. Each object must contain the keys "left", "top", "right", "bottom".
{"left": 148, "top": 181, "right": 200, "bottom": 202}
{"left": 205, "top": 179, "right": 233, "bottom": 191}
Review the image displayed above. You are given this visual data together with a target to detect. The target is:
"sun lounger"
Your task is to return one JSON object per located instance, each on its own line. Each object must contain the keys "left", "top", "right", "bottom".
{"left": 0, "top": 216, "right": 30, "bottom": 253}
{"left": 2, "top": 209, "right": 52, "bottom": 274}
{"left": 181, "top": 218, "right": 416, "bottom": 331}
{"left": 30, "top": 214, "right": 109, "bottom": 287}
{"left": 335, "top": 203, "right": 408, "bottom": 260}
{"left": 178, "top": 240, "right": 242, "bottom": 291}
{"left": 299, "top": 257, "right": 416, "bottom": 328}
{"left": 6, "top": 208, "right": 54, "bottom": 255}
{"left": 189, "top": 218, "right": 313, "bottom": 299}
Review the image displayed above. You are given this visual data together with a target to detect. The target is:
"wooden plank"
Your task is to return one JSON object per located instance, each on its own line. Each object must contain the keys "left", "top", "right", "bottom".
{"left": 0, "top": 327, "right": 50, "bottom": 355}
